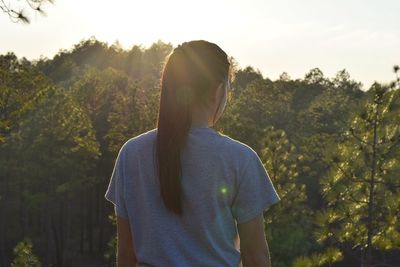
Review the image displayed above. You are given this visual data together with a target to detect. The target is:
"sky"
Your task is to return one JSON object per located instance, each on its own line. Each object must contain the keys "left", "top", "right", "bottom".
{"left": 1, "top": 0, "right": 399, "bottom": 90}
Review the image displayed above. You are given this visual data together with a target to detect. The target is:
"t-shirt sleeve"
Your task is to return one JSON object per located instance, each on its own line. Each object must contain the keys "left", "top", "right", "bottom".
{"left": 105, "top": 144, "right": 129, "bottom": 219}
{"left": 231, "top": 149, "right": 281, "bottom": 224}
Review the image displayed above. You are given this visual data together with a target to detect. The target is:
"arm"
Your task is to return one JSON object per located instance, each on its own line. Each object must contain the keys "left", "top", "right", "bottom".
{"left": 237, "top": 213, "right": 271, "bottom": 267}
{"left": 116, "top": 215, "right": 138, "bottom": 267}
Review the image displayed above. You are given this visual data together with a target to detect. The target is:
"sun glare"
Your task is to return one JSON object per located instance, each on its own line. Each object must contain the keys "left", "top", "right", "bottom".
{"left": 83, "top": 0, "right": 229, "bottom": 49}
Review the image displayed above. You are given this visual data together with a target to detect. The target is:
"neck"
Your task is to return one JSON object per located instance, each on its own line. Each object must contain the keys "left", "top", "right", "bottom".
{"left": 191, "top": 105, "right": 212, "bottom": 128}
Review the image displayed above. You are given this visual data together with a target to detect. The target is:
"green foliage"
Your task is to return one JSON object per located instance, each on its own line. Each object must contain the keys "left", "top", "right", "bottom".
{"left": 11, "top": 238, "right": 41, "bottom": 267}
{"left": 259, "top": 126, "right": 314, "bottom": 266}
{"left": 104, "top": 214, "right": 117, "bottom": 267}
{"left": 304, "top": 68, "right": 328, "bottom": 85}
{"left": 0, "top": 52, "right": 52, "bottom": 144}
{"left": 305, "top": 82, "right": 400, "bottom": 266}
{"left": 9, "top": 85, "right": 101, "bottom": 182}
{"left": 1, "top": 38, "right": 399, "bottom": 266}
{"left": 230, "top": 66, "right": 264, "bottom": 98}
{"left": 3, "top": 83, "right": 101, "bottom": 266}
{"left": 293, "top": 247, "right": 343, "bottom": 267}
{"left": 70, "top": 67, "right": 146, "bottom": 153}
{"left": 260, "top": 126, "right": 309, "bottom": 221}
{"left": 218, "top": 78, "right": 293, "bottom": 153}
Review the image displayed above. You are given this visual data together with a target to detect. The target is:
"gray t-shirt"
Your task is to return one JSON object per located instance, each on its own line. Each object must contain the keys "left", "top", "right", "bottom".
{"left": 105, "top": 126, "right": 281, "bottom": 266}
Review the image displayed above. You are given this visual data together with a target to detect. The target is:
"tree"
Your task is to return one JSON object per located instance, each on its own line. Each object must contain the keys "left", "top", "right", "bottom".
{"left": 218, "top": 78, "right": 292, "bottom": 153}
{"left": 0, "top": 53, "right": 52, "bottom": 266}
{"left": 304, "top": 68, "right": 328, "bottom": 85}
{"left": 230, "top": 66, "right": 264, "bottom": 99}
{"left": 297, "top": 82, "right": 362, "bottom": 135}
{"left": 0, "top": 0, "right": 53, "bottom": 23}
{"left": 1, "top": 39, "right": 399, "bottom": 266}
{"left": 304, "top": 82, "right": 400, "bottom": 266}
{"left": 260, "top": 126, "right": 313, "bottom": 267}
{"left": 104, "top": 214, "right": 117, "bottom": 267}
{"left": 11, "top": 238, "right": 41, "bottom": 267}
{"left": 0, "top": 52, "right": 52, "bottom": 144}
{"left": 6, "top": 85, "right": 100, "bottom": 266}
{"left": 279, "top": 72, "right": 291, "bottom": 82}
{"left": 392, "top": 65, "right": 400, "bottom": 89}
{"left": 332, "top": 69, "right": 363, "bottom": 95}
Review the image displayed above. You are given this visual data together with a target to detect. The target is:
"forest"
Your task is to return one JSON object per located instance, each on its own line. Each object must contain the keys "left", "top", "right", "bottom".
{"left": 0, "top": 37, "right": 399, "bottom": 267}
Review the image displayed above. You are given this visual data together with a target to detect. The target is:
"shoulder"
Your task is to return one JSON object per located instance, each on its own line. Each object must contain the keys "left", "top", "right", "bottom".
{"left": 120, "top": 128, "right": 157, "bottom": 155}
{"left": 216, "top": 133, "right": 260, "bottom": 164}
{"left": 218, "top": 133, "right": 258, "bottom": 156}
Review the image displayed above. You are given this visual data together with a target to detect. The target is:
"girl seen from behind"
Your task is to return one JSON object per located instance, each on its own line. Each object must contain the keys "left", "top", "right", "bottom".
{"left": 105, "top": 40, "right": 281, "bottom": 267}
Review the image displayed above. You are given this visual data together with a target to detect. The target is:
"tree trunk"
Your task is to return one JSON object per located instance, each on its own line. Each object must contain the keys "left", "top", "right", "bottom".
{"left": 64, "top": 195, "right": 71, "bottom": 265}
{"left": 87, "top": 189, "right": 93, "bottom": 254}
{"left": 52, "top": 209, "right": 61, "bottom": 267}
{"left": 80, "top": 191, "right": 85, "bottom": 253}
{"left": 365, "top": 102, "right": 379, "bottom": 267}
{"left": 52, "top": 198, "right": 66, "bottom": 267}
{"left": 98, "top": 184, "right": 105, "bottom": 254}
{"left": 44, "top": 183, "right": 53, "bottom": 267}
{"left": 0, "top": 174, "right": 8, "bottom": 267}
{"left": 19, "top": 175, "right": 26, "bottom": 240}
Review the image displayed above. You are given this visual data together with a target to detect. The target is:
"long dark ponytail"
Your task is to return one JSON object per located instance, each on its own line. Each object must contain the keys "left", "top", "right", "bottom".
{"left": 155, "top": 40, "right": 230, "bottom": 216}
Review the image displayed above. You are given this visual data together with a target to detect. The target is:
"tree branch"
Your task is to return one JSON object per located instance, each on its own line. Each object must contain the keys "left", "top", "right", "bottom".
{"left": 349, "top": 127, "right": 372, "bottom": 147}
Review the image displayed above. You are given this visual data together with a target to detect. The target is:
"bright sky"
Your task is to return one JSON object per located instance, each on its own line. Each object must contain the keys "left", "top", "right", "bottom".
{"left": 1, "top": 0, "right": 399, "bottom": 90}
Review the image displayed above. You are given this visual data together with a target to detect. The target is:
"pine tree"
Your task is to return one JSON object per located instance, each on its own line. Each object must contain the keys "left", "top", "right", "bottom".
{"left": 260, "top": 126, "right": 313, "bottom": 267}
{"left": 307, "top": 78, "right": 400, "bottom": 266}
{"left": 11, "top": 238, "right": 41, "bottom": 267}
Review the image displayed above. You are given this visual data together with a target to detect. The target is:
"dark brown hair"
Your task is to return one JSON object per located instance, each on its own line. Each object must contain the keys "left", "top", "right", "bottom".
{"left": 155, "top": 40, "right": 230, "bottom": 216}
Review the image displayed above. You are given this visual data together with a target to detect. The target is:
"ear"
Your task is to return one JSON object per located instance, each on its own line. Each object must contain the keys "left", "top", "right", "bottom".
{"left": 214, "top": 82, "right": 224, "bottom": 102}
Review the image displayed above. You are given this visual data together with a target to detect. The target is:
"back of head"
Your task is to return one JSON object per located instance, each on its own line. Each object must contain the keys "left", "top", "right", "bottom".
{"left": 156, "top": 40, "right": 230, "bottom": 215}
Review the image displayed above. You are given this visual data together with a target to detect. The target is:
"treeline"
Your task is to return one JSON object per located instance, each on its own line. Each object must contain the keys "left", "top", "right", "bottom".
{"left": 0, "top": 37, "right": 399, "bottom": 267}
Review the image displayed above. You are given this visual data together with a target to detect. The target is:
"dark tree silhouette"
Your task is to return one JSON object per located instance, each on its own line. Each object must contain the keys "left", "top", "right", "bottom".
{"left": 0, "top": 0, "right": 53, "bottom": 23}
